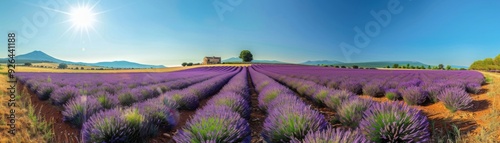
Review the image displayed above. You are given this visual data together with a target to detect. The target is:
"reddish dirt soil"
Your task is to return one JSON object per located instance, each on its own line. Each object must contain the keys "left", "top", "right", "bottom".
{"left": 19, "top": 82, "right": 80, "bottom": 143}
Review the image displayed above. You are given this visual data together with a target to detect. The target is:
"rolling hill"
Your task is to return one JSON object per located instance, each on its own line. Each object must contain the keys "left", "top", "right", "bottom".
{"left": 1, "top": 51, "right": 165, "bottom": 68}
{"left": 301, "top": 60, "right": 344, "bottom": 65}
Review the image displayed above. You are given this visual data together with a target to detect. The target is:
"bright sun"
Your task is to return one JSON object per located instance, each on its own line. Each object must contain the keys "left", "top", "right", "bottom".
{"left": 70, "top": 6, "right": 96, "bottom": 28}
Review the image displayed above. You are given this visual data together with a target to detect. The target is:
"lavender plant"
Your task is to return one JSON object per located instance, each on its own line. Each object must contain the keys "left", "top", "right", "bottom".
{"left": 438, "top": 87, "right": 473, "bottom": 112}
{"left": 35, "top": 82, "right": 58, "bottom": 100}
{"left": 323, "top": 90, "right": 355, "bottom": 110}
{"left": 384, "top": 88, "right": 400, "bottom": 101}
{"left": 363, "top": 81, "right": 384, "bottom": 97}
{"left": 51, "top": 85, "right": 81, "bottom": 106}
{"left": 212, "top": 92, "right": 251, "bottom": 118}
{"left": 262, "top": 103, "right": 328, "bottom": 142}
{"left": 400, "top": 86, "right": 428, "bottom": 105}
{"left": 290, "top": 128, "right": 369, "bottom": 143}
{"left": 339, "top": 81, "right": 362, "bottom": 95}
{"left": 424, "top": 85, "right": 443, "bottom": 103}
{"left": 62, "top": 96, "right": 103, "bottom": 127}
{"left": 117, "top": 90, "right": 138, "bottom": 106}
{"left": 466, "top": 83, "right": 481, "bottom": 94}
{"left": 82, "top": 108, "right": 148, "bottom": 143}
{"left": 173, "top": 106, "right": 251, "bottom": 143}
{"left": 359, "top": 102, "right": 430, "bottom": 142}
{"left": 335, "top": 98, "right": 372, "bottom": 128}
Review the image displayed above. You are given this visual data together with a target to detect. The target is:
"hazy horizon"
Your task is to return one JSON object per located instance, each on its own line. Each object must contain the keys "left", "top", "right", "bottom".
{"left": 1, "top": 0, "right": 500, "bottom": 67}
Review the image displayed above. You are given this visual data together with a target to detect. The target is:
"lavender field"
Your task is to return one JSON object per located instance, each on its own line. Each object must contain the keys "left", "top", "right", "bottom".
{"left": 16, "top": 65, "right": 487, "bottom": 143}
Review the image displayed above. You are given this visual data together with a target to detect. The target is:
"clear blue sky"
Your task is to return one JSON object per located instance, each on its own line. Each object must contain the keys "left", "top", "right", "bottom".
{"left": 1, "top": 0, "right": 499, "bottom": 67}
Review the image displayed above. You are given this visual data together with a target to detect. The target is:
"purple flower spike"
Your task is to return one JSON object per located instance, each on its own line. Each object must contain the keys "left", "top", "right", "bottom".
{"left": 359, "top": 102, "right": 430, "bottom": 142}
{"left": 51, "top": 86, "right": 81, "bottom": 106}
{"left": 262, "top": 103, "right": 328, "bottom": 142}
{"left": 438, "top": 87, "right": 473, "bottom": 112}
{"left": 290, "top": 128, "right": 369, "bottom": 143}
{"left": 400, "top": 86, "right": 428, "bottom": 105}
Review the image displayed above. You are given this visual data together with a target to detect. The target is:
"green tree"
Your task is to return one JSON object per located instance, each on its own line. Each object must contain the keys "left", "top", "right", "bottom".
{"left": 446, "top": 65, "right": 452, "bottom": 70}
{"left": 239, "top": 50, "right": 253, "bottom": 62}
{"left": 187, "top": 62, "right": 193, "bottom": 66}
{"left": 386, "top": 65, "right": 391, "bottom": 68}
{"left": 58, "top": 63, "right": 68, "bottom": 69}
{"left": 494, "top": 54, "right": 500, "bottom": 66}
{"left": 392, "top": 64, "right": 399, "bottom": 68}
{"left": 428, "top": 65, "right": 431, "bottom": 69}
{"left": 24, "top": 63, "right": 32, "bottom": 66}
{"left": 406, "top": 63, "right": 410, "bottom": 68}
{"left": 438, "top": 64, "right": 444, "bottom": 70}
{"left": 182, "top": 62, "right": 187, "bottom": 67}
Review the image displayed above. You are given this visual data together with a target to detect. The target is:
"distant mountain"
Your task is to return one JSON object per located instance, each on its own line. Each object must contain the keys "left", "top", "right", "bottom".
{"left": 332, "top": 61, "right": 430, "bottom": 68}
{"left": 91, "top": 61, "right": 165, "bottom": 69}
{"left": 302, "top": 60, "right": 469, "bottom": 69}
{"left": 16, "top": 50, "right": 66, "bottom": 63}
{"left": 222, "top": 57, "right": 288, "bottom": 64}
{"left": 301, "top": 60, "right": 344, "bottom": 65}
{"left": 1, "top": 51, "right": 165, "bottom": 68}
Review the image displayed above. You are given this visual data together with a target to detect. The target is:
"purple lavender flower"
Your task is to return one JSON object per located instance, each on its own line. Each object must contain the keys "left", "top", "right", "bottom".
{"left": 323, "top": 90, "right": 355, "bottom": 110}
{"left": 117, "top": 89, "right": 138, "bottom": 106}
{"left": 290, "top": 128, "right": 369, "bottom": 143}
{"left": 165, "top": 90, "right": 199, "bottom": 110}
{"left": 173, "top": 106, "right": 251, "bottom": 143}
{"left": 91, "top": 92, "right": 119, "bottom": 109}
{"left": 340, "top": 81, "right": 362, "bottom": 94}
{"left": 363, "top": 81, "right": 384, "bottom": 97}
{"left": 133, "top": 100, "right": 179, "bottom": 132}
{"left": 438, "top": 87, "right": 473, "bottom": 112}
{"left": 326, "top": 80, "right": 341, "bottom": 89}
{"left": 62, "top": 95, "right": 103, "bottom": 127}
{"left": 207, "top": 92, "right": 251, "bottom": 119}
{"left": 424, "top": 86, "right": 443, "bottom": 103}
{"left": 466, "top": 83, "right": 481, "bottom": 94}
{"left": 262, "top": 103, "right": 328, "bottom": 142}
{"left": 312, "top": 86, "right": 333, "bottom": 104}
{"left": 82, "top": 108, "right": 144, "bottom": 143}
{"left": 131, "top": 86, "right": 161, "bottom": 102}
{"left": 258, "top": 84, "right": 293, "bottom": 110}
{"left": 400, "top": 86, "right": 428, "bottom": 105}
{"left": 296, "top": 82, "right": 319, "bottom": 96}
{"left": 35, "top": 82, "right": 58, "bottom": 100}
{"left": 267, "top": 94, "right": 306, "bottom": 112}
{"left": 51, "top": 86, "right": 81, "bottom": 106}
{"left": 359, "top": 102, "right": 430, "bottom": 142}
{"left": 335, "top": 98, "right": 372, "bottom": 128}
{"left": 385, "top": 88, "right": 401, "bottom": 101}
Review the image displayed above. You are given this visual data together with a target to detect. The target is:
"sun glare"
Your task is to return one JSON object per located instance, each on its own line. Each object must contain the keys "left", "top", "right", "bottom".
{"left": 70, "top": 6, "right": 96, "bottom": 28}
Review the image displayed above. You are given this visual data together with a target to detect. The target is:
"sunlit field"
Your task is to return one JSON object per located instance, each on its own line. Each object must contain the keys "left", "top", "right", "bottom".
{"left": 4, "top": 64, "right": 498, "bottom": 142}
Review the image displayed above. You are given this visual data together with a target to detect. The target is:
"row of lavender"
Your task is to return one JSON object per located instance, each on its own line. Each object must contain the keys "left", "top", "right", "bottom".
{"left": 82, "top": 68, "right": 241, "bottom": 142}
{"left": 249, "top": 67, "right": 330, "bottom": 142}
{"left": 15, "top": 67, "right": 240, "bottom": 142}
{"left": 254, "top": 64, "right": 483, "bottom": 112}
{"left": 173, "top": 67, "right": 252, "bottom": 142}
{"left": 252, "top": 66, "right": 431, "bottom": 142}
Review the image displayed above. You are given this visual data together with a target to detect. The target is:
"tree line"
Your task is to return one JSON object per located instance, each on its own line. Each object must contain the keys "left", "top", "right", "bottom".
{"left": 469, "top": 54, "right": 500, "bottom": 70}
